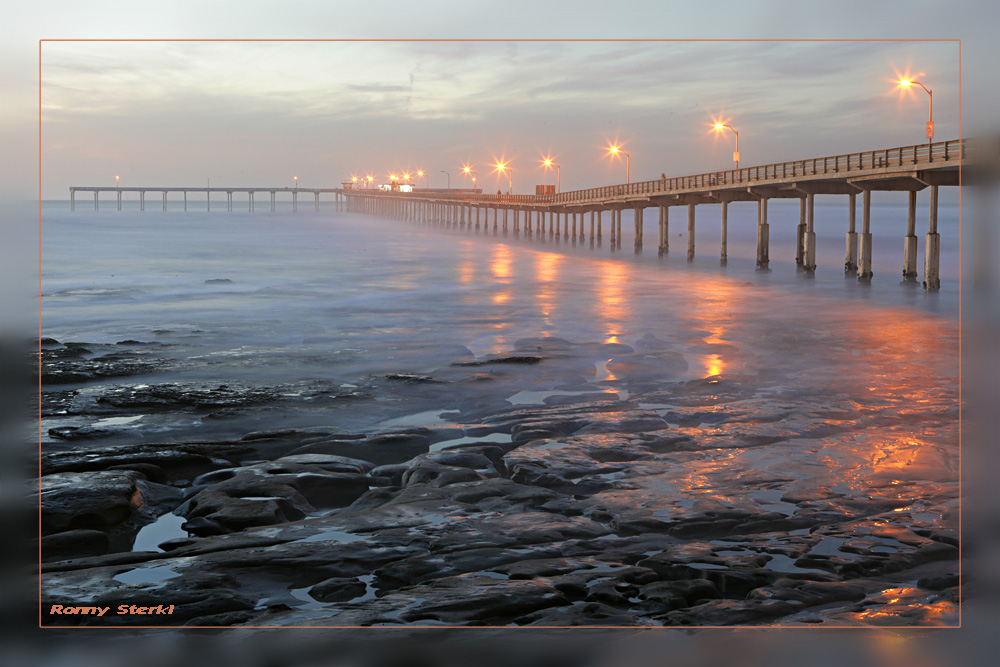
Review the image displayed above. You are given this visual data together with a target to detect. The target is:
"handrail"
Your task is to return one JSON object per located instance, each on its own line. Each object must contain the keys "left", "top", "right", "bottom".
{"left": 345, "top": 138, "right": 966, "bottom": 207}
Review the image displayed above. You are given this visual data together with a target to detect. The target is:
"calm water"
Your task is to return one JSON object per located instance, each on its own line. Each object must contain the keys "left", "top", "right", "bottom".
{"left": 39, "top": 197, "right": 960, "bottom": 443}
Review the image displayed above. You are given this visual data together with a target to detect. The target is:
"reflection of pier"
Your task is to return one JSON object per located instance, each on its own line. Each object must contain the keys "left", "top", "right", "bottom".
{"left": 346, "top": 140, "right": 966, "bottom": 291}
{"left": 68, "top": 187, "right": 345, "bottom": 214}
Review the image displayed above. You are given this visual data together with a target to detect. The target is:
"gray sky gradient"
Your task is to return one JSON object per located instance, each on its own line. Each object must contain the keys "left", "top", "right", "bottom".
{"left": 2, "top": 1, "right": 998, "bottom": 200}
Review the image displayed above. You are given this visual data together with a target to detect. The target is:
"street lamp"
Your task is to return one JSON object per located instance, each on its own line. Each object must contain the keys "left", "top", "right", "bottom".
{"left": 351, "top": 175, "right": 358, "bottom": 189}
{"left": 463, "top": 166, "right": 478, "bottom": 189}
{"left": 294, "top": 175, "right": 298, "bottom": 189}
{"left": 115, "top": 175, "right": 120, "bottom": 188}
{"left": 440, "top": 170, "right": 451, "bottom": 189}
{"left": 495, "top": 162, "right": 513, "bottom": 194}
{"left": 417, "top": 170, "right": 428, "bottom": 189}
{"left": 713, "top": 123, "right": 740, "bottom": 169}
{"left": 541, "top": 159, "right": 561, "bottom": 192}
{"left": 899, "top": 79, "right": 934, "bottom": 142}
{"left": 608, "top": 146, "right": 630, "bottom": 183}
{"left": 366, "top": 175, "right": 374, "bottom": 189}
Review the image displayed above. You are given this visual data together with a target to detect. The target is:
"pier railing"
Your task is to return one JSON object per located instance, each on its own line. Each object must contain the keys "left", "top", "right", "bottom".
{"left": 347, "top": 138, "right": 965, "bottom": 207}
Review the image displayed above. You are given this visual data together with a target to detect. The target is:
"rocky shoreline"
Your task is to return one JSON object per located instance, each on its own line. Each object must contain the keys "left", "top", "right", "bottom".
{"left": 35, "top": 335, "right": 960, "bottom": 627}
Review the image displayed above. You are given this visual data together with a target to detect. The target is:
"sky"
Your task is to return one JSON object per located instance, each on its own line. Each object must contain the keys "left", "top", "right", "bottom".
{"left": 0, "top": 0, "right": 996, "bottom": 200}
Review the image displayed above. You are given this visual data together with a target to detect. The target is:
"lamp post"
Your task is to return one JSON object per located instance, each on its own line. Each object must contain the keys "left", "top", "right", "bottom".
{"left": 366, "top": 175, "right": 374, "bottom": 189}
{"left": 440, "top": 170, "right": 451, "bottom": 189}
{"left": 115, "top": 175, "right": 120, "bottom": 188}
{"left": 463, "top": 166, "right": 478, "bottom": 190}
{"left": 713, "top": 123, "right": 740, "bottom": 169}
{"left": 417, "top": 170, "right": 428, "bottom": 189}
{"left": 900, "top": 79, "right": 934, "bottom": 142}
{"left": 294, "top": 175, "right": 298, "bottom": 189}
{"left": 541, "top": 159, "right": 561, "bottom": 192}
{"left": 608, "top": 146, "right": 630, "bottom": 183}
{"left": 496, "top": 162, "right": 513, "bottom": 194}
{"left": 351, "top": 175, "right": 358, "bottom": 189}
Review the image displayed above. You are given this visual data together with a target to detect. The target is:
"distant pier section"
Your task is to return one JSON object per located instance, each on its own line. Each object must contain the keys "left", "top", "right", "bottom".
{"left": 68, "top": 186, "right": 345, "bottom": 213}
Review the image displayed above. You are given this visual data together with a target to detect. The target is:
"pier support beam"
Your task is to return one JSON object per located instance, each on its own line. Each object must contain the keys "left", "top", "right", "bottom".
{"left": 903, "top": 190, "right": 919, "bottom": 281}
{"left": 859, "top": 190, "right": 874, "bottom": 281}
{"left": 139, "top": 191, "right": 144, "bottom": 212}
{"left": 163, "top": 191, "right": 168, "bottom": 212}
{"left": 70, "top": 190, "right": 75, "bottom": 211}
{"left": 804, "top": 193, "right": 816, "bottom": 272}
{"left": 720, "top": 201, "right": 728, "bottom": 264}
{"left": 293, "top": 192, "right": 297, "bottom": 212}
{"left": 589, "top": 211, "right": 595, "bottom": 243}
{"left": 118, "top": 191, "right": 123, "bottom": 212}
{"left": 796, "top": 198, "right": 806, "bottom": 268}
{"left": 183, "top": 191, "right": 186, "bottom": 212}
{"left": 658, "top": 206, "right": 668, "bottom": 255}
{"left": 845, "top": 193, "right": 858, "bottom": 274}
{"left": 634, "top": 207, "right": 643, "bottom": 252}
{"left": 924, "top": 185, "right": 940, "bottom": 291}
{"left": 687, "top": 204, "right": 696, "bottom": 261}
{"left": 95, "top": 192, "right": 100, "bottom": 211}
{"left": 315, "top": 192, "right": 320, "bottom": 212}
{"left": 596, "top": 210, "right": 602, "bottom": 242}
{"left": 756, "top": 198, "right": 769, "bottom": 270}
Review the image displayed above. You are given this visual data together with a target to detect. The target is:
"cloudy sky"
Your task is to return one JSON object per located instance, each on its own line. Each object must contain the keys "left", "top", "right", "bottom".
{"left": 2, "top": 1, "right": 997, "bottom": 199}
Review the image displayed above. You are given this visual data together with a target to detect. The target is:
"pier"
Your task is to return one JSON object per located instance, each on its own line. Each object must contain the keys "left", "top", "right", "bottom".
{"left": 69, "top": 187, "right": 345, "bottom": 214}
{"left": 70, "top": 138, "right": 969, "bottom": 290}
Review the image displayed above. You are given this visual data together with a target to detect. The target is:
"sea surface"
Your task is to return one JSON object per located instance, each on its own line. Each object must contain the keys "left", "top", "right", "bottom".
{"left": 37, "top": 196, "right": 961, "bottom": 627}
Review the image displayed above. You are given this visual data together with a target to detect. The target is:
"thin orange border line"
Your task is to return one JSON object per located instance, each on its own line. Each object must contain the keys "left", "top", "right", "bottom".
{"left": 38, "top": 37, "right": 963, "bottom": 631}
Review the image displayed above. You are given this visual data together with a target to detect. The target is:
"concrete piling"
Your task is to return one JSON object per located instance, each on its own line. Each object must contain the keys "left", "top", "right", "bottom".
{"left": 924, "top": 185, "right": 940, "bottom": 291}
{"left": 720, "top": 201, "right": 728, "bottom": 264}
{"left": 845, "top": 193, "right": 858, "bottom": 274}
{"left": 804, "top": 193, "right": 816, "bottom": 272}
{"left": 903, "top": 190, "right": 919, "bottom": 281}
{"left": 687, "top": 203, "right": 695, "bottom": 261}
{"left": 859, "top": 190, "right": 873, "bottom": 281}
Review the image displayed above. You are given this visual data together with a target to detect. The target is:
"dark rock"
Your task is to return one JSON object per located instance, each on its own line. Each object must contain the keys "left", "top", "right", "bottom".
{"left": 40, "top": 529, "right": 110, "bottom": 562}
{"left": 310, "top": 578, "right": 368, "bottom": 603}
{"left": 181, "top": 516, "right": 230, "bottom": 537}
{"left": 918, "top": 573, "right": 960, "bottom": 591}
{"left": 48, "top": 426, "right": 120, "bottom": 440}
{"left": 204, "top": 278, "right": 234, "bottom": 284}
{"left": 40, "top": 470, "right": 144, "bottom": 534}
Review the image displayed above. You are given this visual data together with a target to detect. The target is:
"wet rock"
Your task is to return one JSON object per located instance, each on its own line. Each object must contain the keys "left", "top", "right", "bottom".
{"left": 658, "top": 598, "right": 800, "bottom": 625}
{"left": 42, "top": 570, "right": 255, "bottom": 626}
{"left": 204, "top": 278, "right": 233, "bottom": 284}
{"left": 96, "top": 382, "right": 277, "bottom": 411}
{"left": 48, "top": 426, "right": 120, "bottom": 441}
{"left": 310, "top": 577, "right": 368, "bottom": 603}
{"left": 40, "top": 530, "right": 111, "bottom": 562}
{"left": 41, "top": 355, "right": 156, "bottom": 384}
{"left": 395, "top": 575, "right": 569, "bottom": 624}
{"left": 918, "top": 573, "right": 960, "bottom": 591}
{"left": 40, "top": 470, "right": 144, "bottom": 534}
{"left": 401, "top": 463, "right": 489, "bottom": 488}
{"left": 41, "top": 441, "right": 251, "bottom": 478}
{"left": 383, "top": 373, "right": 440, "bottom": 384}
{"left": 517, "top": 601, "right": 639, "bottom": 626}
{"left": 272, "top": 453, "right": 375, "bottom": 475}
{"left": 180, "top": 462, "right": 369, "bottom": 531}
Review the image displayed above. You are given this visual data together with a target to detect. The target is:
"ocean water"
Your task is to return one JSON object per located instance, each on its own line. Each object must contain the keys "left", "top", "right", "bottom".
{"left": 39, "top": 196, "right": 960, "bottom": 445}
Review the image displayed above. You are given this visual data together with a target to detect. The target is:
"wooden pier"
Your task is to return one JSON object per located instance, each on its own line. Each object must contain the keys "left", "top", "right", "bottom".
{"left": 71, "top": 138, "right": 975, "bottom": 290}
{"left": 342, "top": 139, "right": 966, "bottom": 291}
